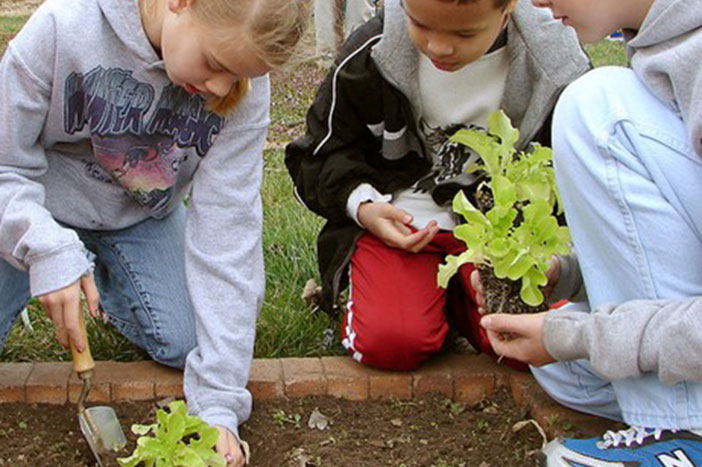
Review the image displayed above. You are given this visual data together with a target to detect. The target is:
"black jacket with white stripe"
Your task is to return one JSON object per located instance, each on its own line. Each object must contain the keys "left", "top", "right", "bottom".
{"left": 285, "top": 0, "right": 591, "bottom": 317}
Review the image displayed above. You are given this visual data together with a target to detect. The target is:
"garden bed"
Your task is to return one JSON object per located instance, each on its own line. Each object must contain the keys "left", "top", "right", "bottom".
{"left": 1, "top": 388, "right": 557, "bottom": 467}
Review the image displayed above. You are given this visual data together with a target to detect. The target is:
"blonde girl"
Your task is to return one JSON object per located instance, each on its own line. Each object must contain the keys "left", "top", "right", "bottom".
{"left": 0, "top": 0, "right": 310, "bottom": 464}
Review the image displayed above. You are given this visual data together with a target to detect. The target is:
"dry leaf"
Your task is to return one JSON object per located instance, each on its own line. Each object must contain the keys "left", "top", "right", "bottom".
{"left": 240, "top": 439, "right": 251, "bottom": 465}
{"left": 301, "top": 278, "right": 322, "bottom": 305}
{"left": 307, "top": 408, "right": 329, "bottom": 430}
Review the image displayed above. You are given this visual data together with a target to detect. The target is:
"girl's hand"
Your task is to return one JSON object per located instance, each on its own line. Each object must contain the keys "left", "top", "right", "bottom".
{"left": 215, "top": 426, "right": 245, "bottom": 467}
{"left": 37, "top": 275, "right": 100, "bottom": 352}
{"left": 470, "top": 255, "right": 562, "bottom": 315}
{"left": 480, "top": 312, "right": 555, "bottom": 366}
{"left": 357, "top": 202, "right": 439, "bottom": 253}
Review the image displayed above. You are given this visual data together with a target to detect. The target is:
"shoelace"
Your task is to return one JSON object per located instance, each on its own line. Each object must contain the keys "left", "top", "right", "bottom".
{"left": 596, "top": 426, "right": 676, "bottom": 449}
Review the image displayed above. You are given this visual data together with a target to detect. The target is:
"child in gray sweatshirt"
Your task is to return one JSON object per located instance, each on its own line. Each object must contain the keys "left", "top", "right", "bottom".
{"left": 0, "top": 0, "right": 309, "bottom": 464}
{"left": 477, "top": 0, "right": 702, "bottom": 464}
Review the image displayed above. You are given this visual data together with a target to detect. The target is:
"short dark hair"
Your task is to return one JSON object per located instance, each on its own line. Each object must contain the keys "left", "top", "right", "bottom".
{"left": 437, "top": 0, "right": 513, "bottom": 10}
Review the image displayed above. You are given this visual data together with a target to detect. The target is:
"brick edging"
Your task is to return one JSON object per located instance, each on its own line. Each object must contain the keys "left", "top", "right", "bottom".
{"left": 0, "top": 354, "right": 607, "bottom": 438}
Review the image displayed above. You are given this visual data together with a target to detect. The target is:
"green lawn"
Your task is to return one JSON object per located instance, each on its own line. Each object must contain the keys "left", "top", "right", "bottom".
{"left": 0, "top": 15, "right": 27, "bottom": 34}
{"left": 585, "top": 40, "right": 628, "bottom": 68}
{"left": 0, "top": 13, "right": 627, "bottom": 362}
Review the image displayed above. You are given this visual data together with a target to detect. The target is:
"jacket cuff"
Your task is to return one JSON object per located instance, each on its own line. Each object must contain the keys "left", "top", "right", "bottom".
{"left": 346, "top": 183, "right": 392, "bottom": 227}
{"left": 542, "top": 308, "right": 590, "bottom": 362}
{"left": 198, "top": 408, "right": 240, "bottom": 441}
{"left": 550, "top": 253, "right": 586, "bottom": 303}
{"left": 28, "top": 244, "right": 92, "bottom": 297}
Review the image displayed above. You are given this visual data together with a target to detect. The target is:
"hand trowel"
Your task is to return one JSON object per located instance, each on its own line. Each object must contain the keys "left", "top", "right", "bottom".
{"left": 70, "top": 311, "right": 127, "bottom": 466}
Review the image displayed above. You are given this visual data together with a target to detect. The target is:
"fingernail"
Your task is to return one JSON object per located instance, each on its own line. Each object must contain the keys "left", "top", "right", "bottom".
{"left": 480, "top": 316, "right": 491, "bottom": 327}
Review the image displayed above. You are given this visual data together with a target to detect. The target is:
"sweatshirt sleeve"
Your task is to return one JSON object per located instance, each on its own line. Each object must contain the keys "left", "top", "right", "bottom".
{"left": 543, "top": 296, "right": 702, "bottom": 384}
{"left": 182, "top": 75, "right": 270, "bottom": 439}
{"left": 0, "top": 15, "right": 91, "bottom": 296}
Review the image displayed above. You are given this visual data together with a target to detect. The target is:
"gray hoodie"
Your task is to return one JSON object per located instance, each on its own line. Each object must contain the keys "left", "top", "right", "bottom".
{"left": 628, "top": 0, "right": 702, "bottom": 157}
{"left": 543, "top": 0, "right": 702, "bottom": 382}
{"left": 0, "top": 0, "right": 268, "bottom": 438}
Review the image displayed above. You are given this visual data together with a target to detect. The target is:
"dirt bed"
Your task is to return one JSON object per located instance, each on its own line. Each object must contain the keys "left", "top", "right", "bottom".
{"left": 0, "top": 389, "right": 558, "bottom": 467}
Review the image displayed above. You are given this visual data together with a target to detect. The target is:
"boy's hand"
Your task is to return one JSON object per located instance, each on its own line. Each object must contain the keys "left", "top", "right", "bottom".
{"left": 480, "top": 312, "right": 555, "bottom": 366}
{"left": 216, "top": 426, "right": 245, "bottom": 467}
{"left": 357, "top": 202, "right": 439, "bottom": 252}
{"left": 470, "top": 255, "right": 561, "bottom": 315}
{"left": 37, "top": 275, "right": 100, "bottom": 352}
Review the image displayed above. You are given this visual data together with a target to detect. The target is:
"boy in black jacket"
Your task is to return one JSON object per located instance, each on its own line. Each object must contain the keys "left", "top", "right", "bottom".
{"left": 286, "top": 0, "right": 589, "bottom": 370}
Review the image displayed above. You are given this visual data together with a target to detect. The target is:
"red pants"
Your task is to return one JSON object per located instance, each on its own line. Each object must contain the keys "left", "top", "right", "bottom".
{"left": 340, "top": 231, "right": 527, "bottom": 371}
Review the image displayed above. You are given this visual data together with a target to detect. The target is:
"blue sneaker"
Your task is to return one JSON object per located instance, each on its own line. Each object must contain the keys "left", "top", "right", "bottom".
{"left": 541, "top": 426, "right": 702, "bottom": 466}
{"left": 607, "top": 31, "right": 625, "bottom": 42}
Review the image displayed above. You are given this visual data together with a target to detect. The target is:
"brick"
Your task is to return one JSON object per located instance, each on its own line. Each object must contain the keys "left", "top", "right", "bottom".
{"left": 411, "top": 356, "right": 453, "bottom": 398}
{"left": 509, "top": 371, "right": 537, "bottom": 407}
{"left": 445, "top": 354, "right": 496, "bottom": 405}
{"left": 520, "top": 380, "right": 625, "bottom": 438}
{"left": 486, "top": 355, "right": 520, "bottom": 388}
{"left": 248, "top": 359, "right": 284, "bottom": 400}
{"left": 26, "top": 362, "right": 72, "bottom": 404}
{"left": 321, "top": 357, "right": 368, "bottom": 401}
{"left": 281, "top": 358, "right": 327, "bottom": 397}
{"left": 0, "top": 362, "right": 33, "bottom": 403}
{"left": 367, "top": 368, "right": 412, "bottom": 400}
{"left": 150, "top": 363, "right": 184, "bottom": 398}
{"left": 68, "top": 362, "right": 113, "bottom": 404}
{"left": 529, "top": 400, "right": 607, "bottom": 439}
{"left": 108, "top": 362, "right": 155, "bottom": 401}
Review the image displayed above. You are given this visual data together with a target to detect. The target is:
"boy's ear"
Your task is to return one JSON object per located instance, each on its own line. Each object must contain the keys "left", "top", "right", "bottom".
{"left": 167, "top": 0, "right": 195, "bottom": 14}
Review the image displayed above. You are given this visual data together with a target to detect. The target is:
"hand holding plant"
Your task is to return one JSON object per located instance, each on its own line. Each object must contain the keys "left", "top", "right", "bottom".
{"left": 470, "top": 256, "right": 562, "bottom": 315}
{"left": 480, "top": 312, "right": 556, "bottom": 366}
{"left": 437, "top": 110, "right": 570, "bottom": 312}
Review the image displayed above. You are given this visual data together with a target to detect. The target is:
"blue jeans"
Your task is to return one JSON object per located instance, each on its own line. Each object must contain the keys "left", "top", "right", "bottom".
{"left": 0, "top": 206, "right": 196, "bottom": 368}
{"left": 532, "top": 67, "right": 702, "bottom": 430}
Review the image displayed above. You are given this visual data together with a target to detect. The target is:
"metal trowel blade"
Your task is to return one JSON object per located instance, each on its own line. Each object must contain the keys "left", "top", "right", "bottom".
{"left": 79, "top": 405, "right": 127, "bottom": 466}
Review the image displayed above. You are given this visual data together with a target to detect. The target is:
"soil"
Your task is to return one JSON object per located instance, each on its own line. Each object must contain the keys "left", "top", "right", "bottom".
{"left": 481, "top": 266, "right": 548, "bottom": 316}
{"left": 0, "top": 388, "right": 581, "bottom": 467}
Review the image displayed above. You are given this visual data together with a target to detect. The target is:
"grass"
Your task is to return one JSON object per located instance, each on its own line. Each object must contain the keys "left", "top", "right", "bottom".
{"left": 0, "top": 11, "right": 626, "bottom": 363}
{"left": 0, "top": 16, "right": 27, "bottom": 34}
{"left": 584, "top": 40, "right": 628, "bottom": 68}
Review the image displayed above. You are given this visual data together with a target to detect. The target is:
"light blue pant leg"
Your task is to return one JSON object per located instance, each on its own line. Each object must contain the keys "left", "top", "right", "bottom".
{"left": 0, "top": 260, "right": 31, "bottom": 349}
{"left": 533, "top": 67, "right": 702, "bottom": 430}
{"left": 78, "top": 206, "right": 196, "bottom": 369}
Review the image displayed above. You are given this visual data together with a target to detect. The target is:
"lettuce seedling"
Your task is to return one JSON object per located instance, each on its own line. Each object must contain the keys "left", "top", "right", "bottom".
{"left": 117, "top": 400, "right": 226, "bottom": 467}
{"left": 437, "top": 110, "right": 571, "bottom": 307}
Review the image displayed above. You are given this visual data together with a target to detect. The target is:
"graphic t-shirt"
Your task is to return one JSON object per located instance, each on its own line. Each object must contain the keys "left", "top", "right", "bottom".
{"left": 393, "top": 47, "right": 509, "bottom": 230}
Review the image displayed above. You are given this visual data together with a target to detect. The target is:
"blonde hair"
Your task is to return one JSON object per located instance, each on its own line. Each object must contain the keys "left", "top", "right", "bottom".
{"left": 141, "top": 0, "right": 312, "bottom": 115}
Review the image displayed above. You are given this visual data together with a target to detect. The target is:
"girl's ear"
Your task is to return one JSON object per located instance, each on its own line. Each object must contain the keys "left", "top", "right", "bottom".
{"left": 167, "top": 0, "right": 194, "bottom": 14}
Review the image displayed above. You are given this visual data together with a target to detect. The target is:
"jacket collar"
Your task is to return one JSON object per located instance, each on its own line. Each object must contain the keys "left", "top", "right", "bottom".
{"left": 371, "top": 0, "right": 590, "bottom": 147}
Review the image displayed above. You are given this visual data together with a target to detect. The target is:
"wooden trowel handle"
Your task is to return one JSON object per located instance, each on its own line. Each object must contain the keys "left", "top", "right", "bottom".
{"left": 69, "top": 310, "right": 95, "bottom": 375}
